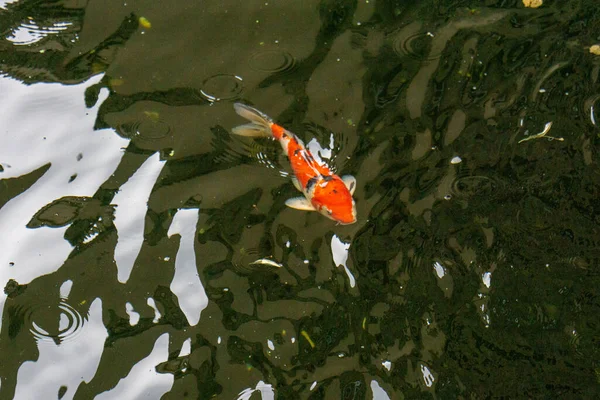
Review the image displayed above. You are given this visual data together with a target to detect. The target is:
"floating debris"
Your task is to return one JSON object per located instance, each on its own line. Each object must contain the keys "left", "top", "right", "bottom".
{"left": 450, "top": 156, "right": 462, "bottom": 164}
{"left": 300, "top": 330, "right": 315, "bottom": 348}
{"left": 518, "top": 122, "right": 563, "bottom": 143}
{"left": 249, "top": 258, "right": 283, "bottom": 268}
{"left": 139, "top": 17, "right": 151, "bottom": 29}
{"left": 522, "top": 0, "right": 542, "bottom": 8}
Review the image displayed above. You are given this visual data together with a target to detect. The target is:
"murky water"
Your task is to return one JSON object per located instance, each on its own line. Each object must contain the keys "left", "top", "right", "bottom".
{"left": 1, "top": 0, "right": 600, "bottom": 398}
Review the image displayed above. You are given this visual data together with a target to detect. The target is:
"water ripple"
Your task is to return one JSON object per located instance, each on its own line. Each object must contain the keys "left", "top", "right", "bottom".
{"left": 199, "top": 74, "right": 244, "bottom": 102}
{"left": 8, "top": 19, "right": 74, "bottom": 46}
{"left": 393, "top": 31, "right": 440, "bottom": 61}
{"left": 26, "top": 300, "right": 86, "bottom": 345}
{"left": 451, "top": 175, "right": 503, "bottom": 199}
{"left": 249, "top": 49, "right": 297, "bottom": 74}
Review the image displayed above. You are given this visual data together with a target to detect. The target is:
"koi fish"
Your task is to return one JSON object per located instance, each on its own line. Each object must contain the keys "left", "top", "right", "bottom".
{"left": 231, "top": 103, "right": 357, "bottom": 224}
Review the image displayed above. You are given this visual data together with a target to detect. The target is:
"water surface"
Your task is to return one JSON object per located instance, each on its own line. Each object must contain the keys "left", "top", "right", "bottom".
{"left": 1, "top": 0, "right": 600, "bottom": 398}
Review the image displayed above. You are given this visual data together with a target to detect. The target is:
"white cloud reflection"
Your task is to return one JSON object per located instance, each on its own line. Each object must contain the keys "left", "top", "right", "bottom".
{"left": 0, "top": 74, "right": 128, "bottom": 331}
{"left": 433, "top": 261, "right": 445, "bottom": 278}
{"left": 0, "top": 0, "right": 18, "bottom": 10}
{"left": 14, "top": 298, "right": 107, "bottom": 400}
{"left": 113, "top": 152, "right": 165, "bottom": 283}
{"left": 8, "top": 20, "right": 73, "bottom": 46}
{"left": 420, "top": 363, "right": 435, "bottom": 388}
{"left": 95, "top": 333, "right": 173, "bottom": 399}
{"left": 125, "top": 302, "right": 140, "bottom": 326}
{"left": 168, "top": 208, "right": 207, "bottom": 326}
{"left": 370, "top": 380, "right": 391, "bottom": 400}
{"left": 482, "top": 271, "right": 492, "bottom": 288}
{"left": 331, "top": 234, "right": 355, "bottom": 287}
{"left": 147, "top": 297, "right": 162, "bottom": 324}
{"left": 237, "top": 381, "right": 275, "bottom": 400}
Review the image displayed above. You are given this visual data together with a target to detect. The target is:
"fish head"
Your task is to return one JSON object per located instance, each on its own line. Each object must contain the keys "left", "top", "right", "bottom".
{"left": 311, "top": 177, "right": 357, "bottom": 224}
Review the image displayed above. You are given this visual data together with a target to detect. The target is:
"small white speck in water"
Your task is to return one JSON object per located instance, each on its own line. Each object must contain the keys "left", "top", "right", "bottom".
{"left": 125, "top": 302, "right": 140, "bottom": 326}
{"left": 421, "top": 364, "right": 435, "bottom": 387}
{"left": 482, "top": 271, "right": 492, "bottom": 288}
{"left": 433, "top": 262, "right": 445, "bottom": 278}
{"left": 147, "top": 297, "right": 161, "bottom": 323}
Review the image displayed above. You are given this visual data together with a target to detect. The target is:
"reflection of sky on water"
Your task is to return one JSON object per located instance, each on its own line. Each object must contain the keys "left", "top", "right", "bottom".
{"left": 168, "top": 208, "right": 208, "bottom": 326}
{"left": 95, "top": 333, "right": 173, "bottom": 399}
{"left": 8, "top": 20, "right": 73, "bottom": 46}
{"left": 0, "top": 0, "right": 17, "bottom": 10}
{"left": 113, "top": 152, "right": 165, "bottom": 283}
{"left": 370, "top": 380, "right": 391, "bottom": 400}
{"left": 0, "top": 75, "right": 175, "bottom": 398}
{"left": 1, "top": 0, "right": 598, "bottom": 397}
{"left": 237, "top": 381, "right": 275, "bottom": 400}
{"left": 0, "top": 74, "right": 127, "bottom": 324}
{"left": 331, "top": 234, "right": 355, "bottom": 288}
{"left": 14, "top": 299, "right": 106, "bottom": 400}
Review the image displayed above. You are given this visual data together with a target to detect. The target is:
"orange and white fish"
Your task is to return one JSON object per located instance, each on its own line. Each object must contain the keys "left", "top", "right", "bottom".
{"left": 232, "top": 103, "right": 357, "bottom": 224}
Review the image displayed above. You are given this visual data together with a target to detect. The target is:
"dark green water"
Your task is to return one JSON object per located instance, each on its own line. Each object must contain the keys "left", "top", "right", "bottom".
{"left": 1, "top": 0, "right": 600, "bottom": 398}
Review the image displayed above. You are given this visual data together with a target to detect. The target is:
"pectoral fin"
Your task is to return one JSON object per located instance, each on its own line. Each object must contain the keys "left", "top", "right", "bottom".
{"left": 291, "top": 177, "right": 303, "bottom": 192}
{"left": 285, "top": 197, "right": 316, "bottom": 211}
{"left": 231, "top": 123, "right": 271, "bottom": 137}
{"left": 342, "top": 175, "right": 357, "bottom": 195}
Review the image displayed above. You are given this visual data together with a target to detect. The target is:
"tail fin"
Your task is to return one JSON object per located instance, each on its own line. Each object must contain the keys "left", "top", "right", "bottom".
{"left": 232, "top": 103, "right": 273, "bottom": 137}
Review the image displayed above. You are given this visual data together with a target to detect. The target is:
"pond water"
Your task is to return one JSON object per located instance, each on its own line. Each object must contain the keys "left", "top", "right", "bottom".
{"left": 1, "top": 0, "right": 600, "bottom": 398}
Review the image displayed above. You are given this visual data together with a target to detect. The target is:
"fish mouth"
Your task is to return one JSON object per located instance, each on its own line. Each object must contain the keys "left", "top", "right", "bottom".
{"left": 336, "top": 216, "right": 357, "bottom": 225}
{"left": 336, "top": 205, "right": 357, "bottom": 225}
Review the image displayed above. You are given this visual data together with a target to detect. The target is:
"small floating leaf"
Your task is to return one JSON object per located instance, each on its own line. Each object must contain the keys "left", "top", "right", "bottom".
{"left": 518, "top": 121, "right": 563, "bottom": 144}
{"left": 139, "top": 17, "right": 151, "bottom": 29}
{"left": 300, "top": 330, "right": 315, "bottom": 348}
{"left": 522, "top": 0, "right": 543, "bottom": 8}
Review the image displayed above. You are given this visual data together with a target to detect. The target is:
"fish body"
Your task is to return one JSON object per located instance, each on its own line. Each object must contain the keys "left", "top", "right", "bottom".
{"left": 232, "top": 103, "right": 357, "bottom": 224}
